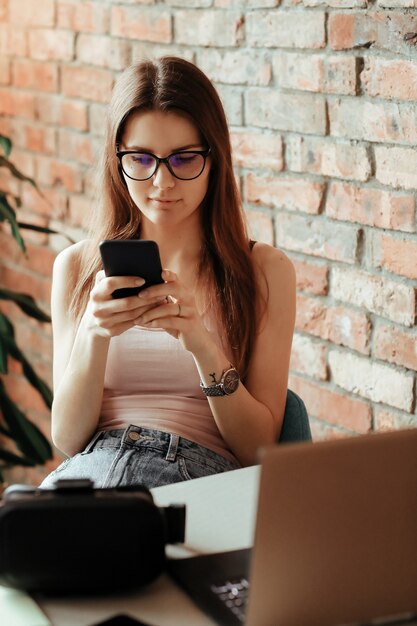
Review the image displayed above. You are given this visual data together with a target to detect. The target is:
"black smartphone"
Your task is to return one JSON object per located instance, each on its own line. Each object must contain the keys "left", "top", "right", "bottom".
{"left": 99, "top": 239, "right": 164, "bottom": 299}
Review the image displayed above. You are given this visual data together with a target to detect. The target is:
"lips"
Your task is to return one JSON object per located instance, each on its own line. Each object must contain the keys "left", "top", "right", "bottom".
{"left": 149, "top": 197, "right": 179, "bottom": 203}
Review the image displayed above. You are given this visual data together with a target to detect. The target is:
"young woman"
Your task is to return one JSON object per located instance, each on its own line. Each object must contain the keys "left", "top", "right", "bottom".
{"left": 40, "top": 57, "right": 296, "bottom": 490}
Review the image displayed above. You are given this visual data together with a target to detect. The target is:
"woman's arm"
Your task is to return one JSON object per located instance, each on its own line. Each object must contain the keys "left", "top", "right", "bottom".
{"left": 136, "top": 243, "right": 296, "bottom": 466}
{"left": 194, "top": 244, "right": 296, "bottom": 465}
{"left": 50, "top": 242, "right": 159, "bottom": 457}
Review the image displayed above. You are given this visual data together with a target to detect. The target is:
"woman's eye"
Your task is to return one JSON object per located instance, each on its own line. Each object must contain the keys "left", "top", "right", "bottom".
{"left": 132, "top": 154, "right": 154, "bottom": 166}
{"left": 170, "top": 153, "right": 197, "bottom": 166}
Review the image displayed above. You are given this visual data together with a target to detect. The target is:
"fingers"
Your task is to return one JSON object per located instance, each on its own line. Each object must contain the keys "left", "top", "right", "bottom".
{"left": 136, "top": 300, "right": 187, "bottom": 327}
{"left": 92, "top": 274, "right": 146, "bottom": 301}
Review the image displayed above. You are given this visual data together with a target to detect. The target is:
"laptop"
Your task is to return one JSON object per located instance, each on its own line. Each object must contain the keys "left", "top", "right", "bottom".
{"left": 168, "top": 429, "right": 417, "bottom": 626}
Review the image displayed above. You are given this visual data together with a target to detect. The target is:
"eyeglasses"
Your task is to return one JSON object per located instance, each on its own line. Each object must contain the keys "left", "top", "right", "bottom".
{"left": 116, "top": 148, "right": 211, "bottom": 181}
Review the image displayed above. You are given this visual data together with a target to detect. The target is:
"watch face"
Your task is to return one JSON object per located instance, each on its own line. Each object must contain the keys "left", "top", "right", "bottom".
{"left": 223, "top": 369, "right": 240, "bottom": 395}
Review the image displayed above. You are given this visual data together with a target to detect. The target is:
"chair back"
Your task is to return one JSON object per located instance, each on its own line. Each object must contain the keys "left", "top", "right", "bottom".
{"left": 278, "top": 389, "right": 312, "bottom": 443}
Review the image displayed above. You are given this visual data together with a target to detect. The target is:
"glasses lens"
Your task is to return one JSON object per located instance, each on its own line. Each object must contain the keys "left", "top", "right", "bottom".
{"left": 168, "top": 152, "right": 205, "bottom": 180}
{"left": 121, "top": 153, "right": 156, "bottom": 180}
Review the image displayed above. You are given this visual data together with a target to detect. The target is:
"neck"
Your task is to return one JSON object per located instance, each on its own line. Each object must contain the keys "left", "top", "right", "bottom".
{"left": 140, "top": 221, "right": 203, "bottom": 279}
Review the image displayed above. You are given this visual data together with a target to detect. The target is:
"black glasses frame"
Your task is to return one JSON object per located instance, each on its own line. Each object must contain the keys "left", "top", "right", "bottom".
{"left": 116, "top": 148, "right": 211, "bottom": 181}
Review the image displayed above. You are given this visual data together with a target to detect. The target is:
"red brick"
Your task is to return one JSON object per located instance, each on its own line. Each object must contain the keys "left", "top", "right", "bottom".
{"left": 175, "top": 10, "right": 242, "bottom": 46}
{"left": 231, "top": 130, "right": 283, "bottom": 171}
{"left": 329, "top": 349, "right": 414, "bottom": 412}
{"left": 374, "top": 407, "right": 417, "bottom": 432}
{"left": 247, "top": 89, "right": 327, "bottom": 134}
{"left": 21, "top": 125, "right": 56, "bottom": 155}
{"left": 74, "top": 2, "right": 110, "bottom": 33}
{"left": 36, "top": 95, "right": 89, "bottom": 132}
{"left": 287, "top": 137, "right": 371, "bottom": 182}
{"left": 329, "top": 12, "right": 417, "bottom": 55}
{"left": 245, "top": 210, "right": 274, "bottom": 245}
{"left": 0, "top": 25, "right": 27, "bottom": 56}
{"left": 57, "top": 1, "right": 110, "bottom": 33}
{"left": 3, "top": 374, "right": 49, "bottom": 414}
{"left": 368, "top": 232, "right": 417, "bottom": 280}
{"left": 290, "top": 333, "right": 328, "bottom": 380}
{"left": 76, "top": 34, "right": 131, "bottom": 71}
{"left": 0, "top": 0, "right": 7, "bottom": 21}
{"left": 69, "top": 194, "right": 91, "bottom": 228}
{"left": 0, "top": 88, "right": 36, "bottom": 119}
{"left": 20, "top": 184, "right": 68, "bottom": 220}
{"left": 375, "top": 146, "right": 417, "bottom": 191}
{"left": 28, "top": 28, "right": 74, "bottom": 62}
{"left": 276, "top": 213, "right": 360, "bottom": 264}
{"left": 216, "top": 84, "right": 243, "bottom": 126}
{"left": 326, "top": 182, "right": 416, "bottom": 232}
{"left": 36, "top": 155, "right": 84, "bottom": 194}
{"left": 292, "top": 258, "right": 328, "bottom": 295}
{"left": 296, "top": 293, "right": 371, "bottom": 354}
{"left": 305, "top": 0, "right": 367, "bottom": 5}
{"left": 374, "top": 323, "right": 417, "bottom": 371}
{"left": 13, "top": 211, "right": 50, "bottom": 245}
{"left": 9, "top": 0, "right": 54, "bottom": 27}
{"left": 8, "top": 147, "right": 36, "bottom": 178}
{"left": 12, "top": 60, "right": 58, "bottom": 93}
{"left": 1, "top": 266, "right": 51, "bottom": 307}
{"left": 61, "top": 66, "right": 114, "bottom": 103}
{"left": 245, "top": 173, "right": 324, "bottom": 214}
{"left": 329, "top": 98, "right": 417, "bottom": 146}
{"left": 58, "top": 129, "right": 96, "bottom": 166}
{"left": 88, "top": 103, "right": 107, "bottom": 136}
{"left": 379, "top": 0, "right": 417, "bottom": 4}
{"left": 289, "top": 375, "right": 372, "bottom": 434}
{"left": 111, "top": 6, "right": 171, "bottom": 43}
{"left": 331, "top": 266, "right": 416, "bottom": 327}
{"left": 199, "top": 50, "right": 271, "bottom": 86}
{"left": 362, "top": 58, "right": 417, "bottom": 101}
{"left": 246, "top": 10, "right": 325, "bottom": 48}
{"left": 0, "top": 57, "right": 10, "bottom": 84}
{"left": 273, "top": 53, "right": 357, "bottom": 95}
{"left": 22, "top": 242, "right": 56, "bottom": 278}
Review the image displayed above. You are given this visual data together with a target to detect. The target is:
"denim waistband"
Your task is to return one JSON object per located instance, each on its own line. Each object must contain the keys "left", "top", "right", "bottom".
{"left": 85, "top": 425, "right": 239, "bottom": 472}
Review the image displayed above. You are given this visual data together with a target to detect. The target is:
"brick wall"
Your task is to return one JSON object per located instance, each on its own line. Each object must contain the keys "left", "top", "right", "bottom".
{"left": 1, "top": 0, "right": 416, "bottom": 481}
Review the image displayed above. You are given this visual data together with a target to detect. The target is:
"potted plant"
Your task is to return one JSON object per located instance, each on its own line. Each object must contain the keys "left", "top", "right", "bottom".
{"left": 0, "top": 133, "right": 57, "bottom": 489}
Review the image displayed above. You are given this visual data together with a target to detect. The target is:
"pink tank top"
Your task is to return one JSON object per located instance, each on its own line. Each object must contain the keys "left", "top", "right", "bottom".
{"left": 99, "top": 324, "right": 238, "bottom": 463}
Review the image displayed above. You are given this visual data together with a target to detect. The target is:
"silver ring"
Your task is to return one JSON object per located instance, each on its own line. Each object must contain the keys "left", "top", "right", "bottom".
{"left": 177, "top": 302, "right": 181, "bottom": 317}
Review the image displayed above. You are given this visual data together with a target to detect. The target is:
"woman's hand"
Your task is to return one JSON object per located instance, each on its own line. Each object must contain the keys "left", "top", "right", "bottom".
{"left": 85, "top": 270, "right": 167, "bottom": 337}
{"left": 134, "top": 269, "right": 211, "bottom": 354}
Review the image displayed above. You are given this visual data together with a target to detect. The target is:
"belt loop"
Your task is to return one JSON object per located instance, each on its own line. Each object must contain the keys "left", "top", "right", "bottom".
{"left": 81, "top": 430, "right": 103, "bottom": 455}
{"left": 166, "top": 434, "right": 180, "bottom": 462}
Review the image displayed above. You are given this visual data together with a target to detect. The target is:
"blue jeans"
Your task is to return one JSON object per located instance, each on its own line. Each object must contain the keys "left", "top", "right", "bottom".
{"left": 39, "top": 426, "right": 241, "bottom": 490}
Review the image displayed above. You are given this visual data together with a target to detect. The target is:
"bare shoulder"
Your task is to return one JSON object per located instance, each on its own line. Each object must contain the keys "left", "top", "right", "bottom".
{"left": 53, "top": 239, "right": 90, "bottom": 282}
{"left": 52, "top": 240, "right": 90, "bottom": 309}
{"left": 251, "top": 241, "right": 296, "bottom": 291}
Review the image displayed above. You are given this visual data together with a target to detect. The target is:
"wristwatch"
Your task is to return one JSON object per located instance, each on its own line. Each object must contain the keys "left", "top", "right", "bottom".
{"left": 200, "top": 367, "right": 240, "bottom": 397}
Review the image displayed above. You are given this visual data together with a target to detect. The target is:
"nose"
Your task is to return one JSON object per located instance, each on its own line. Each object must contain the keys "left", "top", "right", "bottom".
{"left": 152, "top": 162, "right": 175, "bottom": 190}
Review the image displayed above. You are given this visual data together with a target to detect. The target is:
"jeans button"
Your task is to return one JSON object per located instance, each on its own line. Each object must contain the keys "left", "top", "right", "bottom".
{"left": 128, "top": 431, "right": 140, "bottom": 441}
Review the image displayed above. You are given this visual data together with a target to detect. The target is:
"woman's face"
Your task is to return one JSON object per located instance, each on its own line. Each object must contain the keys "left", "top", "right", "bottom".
{"left": 119, "top": 109, "right": 211, "bottom": 230}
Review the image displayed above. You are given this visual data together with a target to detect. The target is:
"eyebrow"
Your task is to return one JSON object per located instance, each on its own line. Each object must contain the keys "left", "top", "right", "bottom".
{"left": 120, "top": 143, "right": 204, "bottom": 153}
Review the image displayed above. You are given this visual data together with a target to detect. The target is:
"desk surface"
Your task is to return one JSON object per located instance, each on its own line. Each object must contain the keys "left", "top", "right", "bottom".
{"left": 36, "top": 466, "right": 260, "bottom": 626}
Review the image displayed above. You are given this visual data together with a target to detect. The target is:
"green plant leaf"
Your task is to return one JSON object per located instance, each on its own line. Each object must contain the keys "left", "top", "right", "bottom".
{"left": 0, "top": 333, "right": 52, "bottom": 408}
{"left": 0, "top": 155, "right": 38, "bottom": 188}
{"left": 0, "top": 338, "right": 8, "bottom": 374}
{"left": 0, "top": 448, "right": 36, "bottom": 467}
{"left": 0, "top": 135, "right": 12, "bottom": 157}
{"left": 0, "top": 379, "right": 52, "bottom": 464}
{"left": 0, "top": 289, "right": 51, "bottom": 322}
{"left": 17, "top": 221, "right": 76, "bottom": 244}
{"left": 0, "top": 191, "right": 26, "bottom": 253}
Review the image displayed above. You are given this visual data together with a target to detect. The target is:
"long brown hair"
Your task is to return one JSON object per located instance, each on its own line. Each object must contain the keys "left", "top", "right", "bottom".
{"left": 72, "top": 57, "right": 257, "bottom": 377}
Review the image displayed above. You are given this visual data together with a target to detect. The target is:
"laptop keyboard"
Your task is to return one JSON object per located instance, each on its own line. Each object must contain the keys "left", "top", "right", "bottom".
{"left": 210, "top": 576, "right": 250, "bottom": 623}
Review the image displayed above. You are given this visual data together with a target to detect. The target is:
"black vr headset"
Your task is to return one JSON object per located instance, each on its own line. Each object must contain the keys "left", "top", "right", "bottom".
{"left": 0, "top": 478, "right": 186, "bottom": 595}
